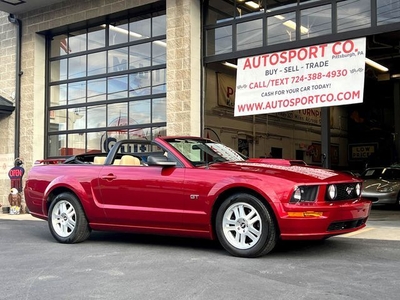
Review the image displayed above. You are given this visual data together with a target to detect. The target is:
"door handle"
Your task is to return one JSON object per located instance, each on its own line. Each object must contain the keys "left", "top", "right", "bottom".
{"left": 101, "top": 174, "right": 117, "bottom": 180}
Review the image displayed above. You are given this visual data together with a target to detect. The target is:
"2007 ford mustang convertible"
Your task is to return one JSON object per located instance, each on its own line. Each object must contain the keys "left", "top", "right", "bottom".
{"left": 24, "top": 136, "right": 371, "bottom": 258}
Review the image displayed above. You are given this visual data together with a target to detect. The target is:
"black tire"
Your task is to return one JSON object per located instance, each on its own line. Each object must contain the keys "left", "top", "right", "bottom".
{"left": 215, "top": 193, "right": 278, "bottom": 258}
{"left": 394, "top": 193, "right": 400, "bottom": 210}
{"left": 48, "top": 192, "right": 91, "bottom": 243}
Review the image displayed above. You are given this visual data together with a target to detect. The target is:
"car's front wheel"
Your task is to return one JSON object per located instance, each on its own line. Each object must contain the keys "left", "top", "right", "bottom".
{"left": 395, "top": 192, "right": 400, "bottom": 210}
{"left": 48, "top": 192, "right": 91, "bottom": 243}
{"left": 215, "top": 193, "right": 277, "bottom": 258}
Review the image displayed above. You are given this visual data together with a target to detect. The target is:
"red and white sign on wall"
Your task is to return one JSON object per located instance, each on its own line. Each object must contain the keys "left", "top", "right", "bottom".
{"left": 234, "top": 38, "right": 366, "bottom": 116}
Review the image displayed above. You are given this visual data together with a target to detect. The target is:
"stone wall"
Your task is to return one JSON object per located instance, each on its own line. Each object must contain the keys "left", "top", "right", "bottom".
{"left": 166, "top": 0, "right": 201, "bottom": 136}
{"left": 0, "top": 11, "right": 17, "bottom": 207}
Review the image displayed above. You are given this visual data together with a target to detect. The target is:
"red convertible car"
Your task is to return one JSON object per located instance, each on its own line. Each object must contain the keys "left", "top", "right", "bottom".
{"left": 24, "top": 136, "right": 371, "bottom": 258}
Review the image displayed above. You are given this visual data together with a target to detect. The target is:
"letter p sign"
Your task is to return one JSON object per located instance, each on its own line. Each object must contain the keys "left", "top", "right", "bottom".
{"left": 227, "top": 86, "right": 234, "bottom": 98}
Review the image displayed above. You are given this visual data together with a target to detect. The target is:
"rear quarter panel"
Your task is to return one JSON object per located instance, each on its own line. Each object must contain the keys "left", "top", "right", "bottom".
{"left": 24, "top": 165, "right": 106, "bottom": 222}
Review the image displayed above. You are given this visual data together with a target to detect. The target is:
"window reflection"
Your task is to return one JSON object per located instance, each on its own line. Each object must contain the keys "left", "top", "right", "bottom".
{"left": 108, "top": 48, "right": 128, "bottom": 73}
{"left": 87, "top": 78, "right": 106, "bottom": 102}
{"left": 50, "top": 84, "right": 67, "bottom": 106}
{"left": 68, "top": 81, "right": 86, "bottom": 104}
{"left": 48, "top": 12, "right": 167, "bottom": 157}
{"left": 129, "top": 99, "right": 151, "bottom": 125}
{"left": 267, "top": 12, "right": 296, "bottom": 45}
{"left": 208, "top": 26, "right": 232, "bottom": 55}
{"left": 152, "top": 98, "right": 166, "bottom": 123}
{"left": 152, "top": 40, "right": 166, "bottom": 65}
{"left": 129, "top": 71, "right": 151, "bottom": 97}
{"left": 88, "top": 27, "right": 105, "bottom": 50}
{"left": 129, "top": 43, "right": 151, "bottom": 69}
{"left": 152, "top": 126, "right": 166, "bottom": 139}
{"left": 87, "top": 105, "right": 106, "bottom": 129}
{"left": 107, "top": 102, "right": 128, "bottom": 128}
{"left": 108, "top": 75, "right": 128, "bottom": 100}
{"left": 88, "top": 52, "right": 106, "bottom": 76}
{"left": 377, "top": 0, "right": 400, "bottom": 25}
{"left": 152, "top": 14, "right": 166, "bottom": 36}
{"left": 49, "top": 109, "right": 66, "bottom": 131}
{"left": 108, "top": 22, "right": 129, "bottom": 45}
{"left": 48, "top": 133, "right": 66, "bottom": 156}
{"left": 300, "top": 4, "right": 331, "bottom": 40}
{"left": 129, "top": 17, "right": 151, "bottom": 42}
{"left": 87, "top": 132, "right": 103, "bottom": 152}
{"left": 205, "top": 1, "right": 329, "bottom": 26}
{"left": 69, "top": 29, "right": 87, "bottom": 53}
{"left": 50, "top": 34, "right": 69, "bottom": 58}
{"left": 338, "top": 0, "right": 370, "bottom": 32}
{"left": 68, "top": 133, "right": 86, "bottom": 155}
{"left": 50, "top": 59, "right": 67, "bottom": 82}
{"left": 237, "top": 19, "right": 263, "bottom": 51}
{"left": 68, "top": 108, "right": 86, "bottom": 130}
{"left": 152, "top": 69, "right": 166, "bottom": 94}
{"left": 68, "top": 55, "right": 86, "bottom": 79}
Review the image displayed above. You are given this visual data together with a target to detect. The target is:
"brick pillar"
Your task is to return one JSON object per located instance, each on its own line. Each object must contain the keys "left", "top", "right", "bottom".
{"left": 166, "top": 0, "right": 201, "bottom": 136}
{"left": 0, "top": 12, "right": 17, "bottom": 208}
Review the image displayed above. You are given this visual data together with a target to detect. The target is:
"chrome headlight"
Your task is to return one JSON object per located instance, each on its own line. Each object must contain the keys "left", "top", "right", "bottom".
{"left": 327, "top": 184, "right": 337, "bottom": 200}
{"left": 355, "top": 183, "right": 361, "bottom": 196}
{"left": 290, "top": 186, "right": 318, "bottom": 203}
{"left": 377, "top": 186, "right": 394, "bottom": 193}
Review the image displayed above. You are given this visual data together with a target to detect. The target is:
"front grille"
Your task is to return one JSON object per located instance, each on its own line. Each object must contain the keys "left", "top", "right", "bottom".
{"left": 325, "top": 183, "right": 359, "bottom": 201}
{"left": 327, "top": 218, "right": 367, "bottom": 231}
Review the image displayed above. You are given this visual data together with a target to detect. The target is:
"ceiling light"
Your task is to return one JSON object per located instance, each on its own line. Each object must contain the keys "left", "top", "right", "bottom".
{"left": 245, "top": 1, "right": 259, "bottom": 9}
{"left": 365, "top": 58, "right": 388, "bottom": 72}
{"left": 283, "top": 20, "right": 309, "bottom": 34}
{"left": 222, "top": 62, "right": 237, "bottom": 69}
{"left": 391, "top": 74, "right": 400, "bottom": 79}
{"left": 153, "top": 40, "right": 166, "bottom": 47}
{"left": 109, "top": 24, "right": 142, "bottom": 38}
{"left": 274, "top": 15, "right": 285, "bottom": 20}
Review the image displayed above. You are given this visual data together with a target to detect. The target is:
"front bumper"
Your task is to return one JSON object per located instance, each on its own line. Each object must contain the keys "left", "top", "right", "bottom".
{"left": 361, "top": 190, "right": 398, "bottom": 205}
{"left": 277, "top": 200, "right": 372, "bottom": 240}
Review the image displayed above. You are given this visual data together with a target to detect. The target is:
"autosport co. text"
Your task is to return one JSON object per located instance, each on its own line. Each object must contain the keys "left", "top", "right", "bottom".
{"left": 236, "top": 90, "right": 361, "bottom": 113}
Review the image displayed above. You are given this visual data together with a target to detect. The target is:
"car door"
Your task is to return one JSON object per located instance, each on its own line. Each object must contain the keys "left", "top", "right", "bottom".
{"left": 98, "top": 163, "right": 185, "bottom": 230}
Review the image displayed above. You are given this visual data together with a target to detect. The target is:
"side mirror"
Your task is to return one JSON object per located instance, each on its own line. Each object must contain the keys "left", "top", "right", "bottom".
{"left": 147, "top": 155, "right": 177, "bottom": 167}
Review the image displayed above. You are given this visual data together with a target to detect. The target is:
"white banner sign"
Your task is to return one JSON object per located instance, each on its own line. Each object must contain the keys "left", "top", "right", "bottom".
{"left": 234, "top": 38, "right": 366, "bottom": 116}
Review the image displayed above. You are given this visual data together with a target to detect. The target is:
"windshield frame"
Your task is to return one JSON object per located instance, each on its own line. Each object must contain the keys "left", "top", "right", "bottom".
{"left": 166, "top": 138, "right": 246, "bottom": 166}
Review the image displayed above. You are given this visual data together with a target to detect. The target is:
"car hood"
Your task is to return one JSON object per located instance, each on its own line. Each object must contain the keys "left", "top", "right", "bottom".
{"left": 362, "top": 179, "right": 400, "bottom": 190}
{"left": 205, "top": 160, "right": 357, "bottom": 184}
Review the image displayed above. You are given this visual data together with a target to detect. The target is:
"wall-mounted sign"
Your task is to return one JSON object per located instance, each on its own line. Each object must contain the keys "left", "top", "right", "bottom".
{"left": 276, "top": 108, "right": 321, "bottom": 126}
{"left": 235, "top": 38, "right": 366, "bottom": 116}
{"left": 348, "top": 143, "right": 377, "bottom": 161}
{"left": 308, "top": 143, "right": 339, "bottom": 165}
{"left": 217, "top": 73, "right": 236, "bottom": 108}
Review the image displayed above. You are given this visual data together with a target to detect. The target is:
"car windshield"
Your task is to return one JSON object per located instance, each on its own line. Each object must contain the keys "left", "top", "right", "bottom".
{"left": 167, "top": 138, "right": 246, "bottom": 166}
{"left": 361, "top": 168, "right": 400, "bottom": 180}
{"left": 360, "top": 168, "right": 384, "bottom": 179}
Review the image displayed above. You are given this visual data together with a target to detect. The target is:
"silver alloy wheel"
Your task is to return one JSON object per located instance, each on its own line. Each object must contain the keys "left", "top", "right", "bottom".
{"left": 51, "top": 200, "right": 76, "bottom": 238}
{"left": 222, "top": 201, "right": 262, "bottom": 249}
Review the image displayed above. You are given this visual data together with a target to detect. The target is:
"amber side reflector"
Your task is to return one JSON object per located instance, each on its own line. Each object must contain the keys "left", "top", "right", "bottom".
{"left": 288, "top": 211, "right": 323, "bottom": 217}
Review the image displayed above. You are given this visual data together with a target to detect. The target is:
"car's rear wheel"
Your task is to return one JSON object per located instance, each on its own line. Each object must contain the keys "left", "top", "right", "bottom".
{"left": 48, "top": 192, "right": 91, "bottom": 243}
{"left": 215, "top": 193, "right": 277, "bottom": 258}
